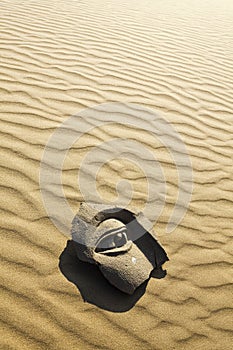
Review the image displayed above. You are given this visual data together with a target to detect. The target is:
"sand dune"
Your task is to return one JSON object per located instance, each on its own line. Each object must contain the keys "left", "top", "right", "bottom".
{"left": 1, "top": 0, "right": 233, "bottom": 349}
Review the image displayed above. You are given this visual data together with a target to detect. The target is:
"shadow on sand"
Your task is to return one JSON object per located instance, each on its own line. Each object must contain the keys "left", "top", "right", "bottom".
{"left": 59, "top": 240, "right": 167, "bottom": 312}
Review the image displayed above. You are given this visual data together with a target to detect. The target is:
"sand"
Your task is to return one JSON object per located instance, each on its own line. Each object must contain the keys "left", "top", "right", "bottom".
{"left": 1, "top": 0, "right": 233, "bottom": 349}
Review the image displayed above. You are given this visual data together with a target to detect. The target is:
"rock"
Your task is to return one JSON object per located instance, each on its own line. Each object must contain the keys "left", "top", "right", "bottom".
{"left": 71, "top": 202, "right": 168, "bottom": 294}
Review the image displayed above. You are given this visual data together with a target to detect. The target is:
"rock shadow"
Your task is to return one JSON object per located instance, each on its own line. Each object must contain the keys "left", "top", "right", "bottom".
{"left": 59, "top": 239, "right": 167, "bottom": 312}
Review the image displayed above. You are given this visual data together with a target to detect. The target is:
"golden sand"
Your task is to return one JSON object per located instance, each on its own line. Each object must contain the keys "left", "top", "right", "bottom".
{"left": 1, "top": 0, "right": 233, "bottom": 349}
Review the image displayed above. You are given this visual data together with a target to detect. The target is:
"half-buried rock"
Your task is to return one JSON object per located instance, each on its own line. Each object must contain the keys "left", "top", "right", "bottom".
{"left": 71, "top": 202, "right": 169, "bottom": 295}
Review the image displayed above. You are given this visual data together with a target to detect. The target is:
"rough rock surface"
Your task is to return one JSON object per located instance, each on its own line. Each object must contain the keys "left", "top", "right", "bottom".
{"left": 72, "top": 202, "right": 168, "bottom": 294}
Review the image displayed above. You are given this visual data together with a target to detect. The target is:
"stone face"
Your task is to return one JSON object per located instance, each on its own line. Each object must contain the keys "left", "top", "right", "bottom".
{"left": 71, "top": 202, "right": 169, "bottom": 294}
{"left": 94, "top": 244, "right": 155, "bottom": 294}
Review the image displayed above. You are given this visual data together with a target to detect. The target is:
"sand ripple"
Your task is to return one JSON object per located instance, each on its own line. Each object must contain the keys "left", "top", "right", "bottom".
{"left": 1, "top": 0, "right": 233, "bottom": 349}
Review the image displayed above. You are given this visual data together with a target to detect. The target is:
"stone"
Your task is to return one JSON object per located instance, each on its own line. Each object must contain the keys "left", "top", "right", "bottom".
{"left": 71, "top": 202, "right": 168, "bottom": 294}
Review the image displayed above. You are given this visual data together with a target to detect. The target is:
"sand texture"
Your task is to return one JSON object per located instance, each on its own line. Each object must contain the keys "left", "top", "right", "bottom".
{"left": 1, "top": 0, "right": 233, "bottom": 349}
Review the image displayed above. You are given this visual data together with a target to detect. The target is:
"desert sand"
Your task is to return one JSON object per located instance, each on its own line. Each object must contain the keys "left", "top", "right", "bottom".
{"left": 1, "top": 0, "right": 233, "bottom": 349}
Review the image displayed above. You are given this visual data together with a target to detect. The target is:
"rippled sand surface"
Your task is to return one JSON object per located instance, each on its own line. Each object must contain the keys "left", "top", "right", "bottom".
{"left": 1, "top": 0, "right": 233, "bottom": 349}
